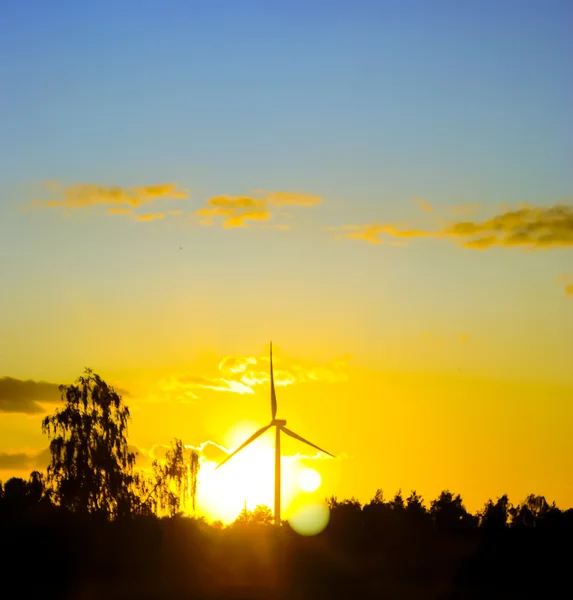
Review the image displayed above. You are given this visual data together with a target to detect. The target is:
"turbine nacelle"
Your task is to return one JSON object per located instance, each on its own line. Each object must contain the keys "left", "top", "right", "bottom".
{"left": 271, "top": 419, "right": 287, "bottom": 427}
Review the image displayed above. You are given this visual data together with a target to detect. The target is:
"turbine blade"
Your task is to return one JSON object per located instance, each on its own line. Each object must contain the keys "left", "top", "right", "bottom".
{"left": 270, "top": 341, "right": 277, "bottom": 420}
{"left": 282, "top": 427, "right": 335, "bottom": 458}
{"left": 215, "top": 424, "right": 272, "bottom": 470}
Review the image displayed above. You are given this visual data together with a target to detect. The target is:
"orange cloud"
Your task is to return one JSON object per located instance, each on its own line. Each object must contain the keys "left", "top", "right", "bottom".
{"left": 333, "top": 223, "right": 432, "bottom": 244}
{"left": 335, "top": 204, "right": 573, "bottom": 250}
{"left": 264, "top": 191, "right": 322, "bottom": 207}
{"left": 132, "top": 213, "right": 166, "bottom": 222}
{"left": 195, "top": 190, "right": 321, "bottom": 229}
{"left": 446, "top": 204, "right": 573, "bottom": 249}
{"left": 196, "top": 195, "right": 270, "bottom": 228}
{"left": 36, "top": 182, "right": 189, "bottom": 212}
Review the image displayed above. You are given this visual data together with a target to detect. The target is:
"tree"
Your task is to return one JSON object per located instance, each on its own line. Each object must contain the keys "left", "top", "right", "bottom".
{"left": 479, "top": 495, "right": 511, "bottom": 532}
{"left": 510, "top": 494, "right": 550, "bottom": 529}
{"left": 42, "top": 369, "right": 139, "bottom": 518}
{"left": 233, "top": 504, "right": 274, "bottom": 527}
{"left": 430, "top": 490, "right": 476, "bottom": 533}
{"left": 405, "top": 490, "right": 431, "bottom": 530}
{"left": 138, "top": 439, "right": 200, "bottom": 517}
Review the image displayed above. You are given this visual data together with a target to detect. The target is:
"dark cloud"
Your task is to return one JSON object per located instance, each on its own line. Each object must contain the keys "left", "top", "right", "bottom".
{"left": 335, "top": 203, "right": 573, "bottom": 250}
{"left": 0, "top": 377, "right": 61, "bottom": 414}
{"left": 445, "top": 204, "right": 573, "bottom": 249}
{"left": 0, "top": 447, "right": 50, "bottom": 471}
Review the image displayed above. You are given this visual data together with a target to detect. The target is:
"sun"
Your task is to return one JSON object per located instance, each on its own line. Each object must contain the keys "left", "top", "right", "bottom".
{"left": 298, "top": 467, "right": 321, "bottom": 492}
{"left": 195, "top": 422, "right": 302, "bottom": 523}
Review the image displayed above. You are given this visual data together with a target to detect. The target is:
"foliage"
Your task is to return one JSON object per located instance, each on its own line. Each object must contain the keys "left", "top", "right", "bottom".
{"left": 40, "top": 368, "right": 199, "bottom": 519}
{"left": 479, "top": 494, "right": 511, "bottom": 531}
{"left": 232, "top": 504, "right": 274, "bottom": 526}
{"left": 430, "top": 490, "right": 477, "bottom": 533}
{"left": 41, "top": 369, "right": 138, "bottom": 518}
{"left": 138, "top": 439, "right": 200, "bottom": 517}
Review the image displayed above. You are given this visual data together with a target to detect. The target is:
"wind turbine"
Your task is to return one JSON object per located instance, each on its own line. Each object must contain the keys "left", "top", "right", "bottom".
{"left": 216, "top": 342, "right": 335, "bottom": 527}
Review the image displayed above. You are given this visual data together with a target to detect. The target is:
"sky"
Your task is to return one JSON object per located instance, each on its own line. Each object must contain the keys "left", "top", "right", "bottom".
{"left": 1, "top": 0, "right": 572, "bottom": 523}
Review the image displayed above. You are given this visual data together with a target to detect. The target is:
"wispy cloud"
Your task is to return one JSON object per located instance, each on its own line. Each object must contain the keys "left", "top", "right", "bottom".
{"left": 263, "top": 191, "right": 322, "bottom": 207}
{"left": 157, "top": 353, "right": 350, "bottom": 401}
{"left": 196, "top": 196, "right": 270, "bottom": 228}
{"left": 132, "top": 213, "right": 166, "bottom": 222}
{"left": 0, "top": 377, "right": 61, "bottom": 414}
{"left": 38, "top": 182, "right": 188, "bottom": 209}
{"left": 331, "top": 223, "right": 430, "bottom": 245}
{"left": 334, "top": 204, "right": 573, "bottom": 250}
{"left": 161, "top": 374, "right": 255, "bottom": 396}
{"left": 195, "top": 190, "right": 321, "bottom": 230}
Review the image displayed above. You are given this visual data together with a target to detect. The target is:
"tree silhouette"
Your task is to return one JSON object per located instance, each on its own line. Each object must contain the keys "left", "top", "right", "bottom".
{"left": 138, "top": 438, "right": 200, "bottom": 516}
{"left": 509, "top": 494, "right": 551, "bottom": 528}
{"left": 41, "top": 369, "right": 138, "bottom": 518}
{"left": 430, "top": 490, "right": 476, "bottom": 533}
{"left": 479, "top": 494, "right": 511, "bottom": 532}
{"left": 232, "top": 504, "right": 274, "bottom": 526}
{"left": 41, "top": 369, "right": 200, "bottom": 519}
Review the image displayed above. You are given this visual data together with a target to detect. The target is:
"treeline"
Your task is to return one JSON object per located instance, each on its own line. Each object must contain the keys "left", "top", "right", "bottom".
{"left": 1, "top": 482, "right": 572, "bottom": 599}
{"left": 1, "top": 369, "right": 572, "bottom": 598}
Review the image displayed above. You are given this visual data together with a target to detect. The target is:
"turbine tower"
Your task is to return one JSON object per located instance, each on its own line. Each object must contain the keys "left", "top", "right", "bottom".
{"left": 216, "top": 342, "right": 335, "bottom": 527}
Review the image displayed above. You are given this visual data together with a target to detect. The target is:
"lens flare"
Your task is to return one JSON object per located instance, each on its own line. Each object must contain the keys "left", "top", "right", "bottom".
{"left": 288, "top": 501, "right": 330, "bottom": 536}
{"left": 298, "top": 467, "right": 321, "bottom": 492}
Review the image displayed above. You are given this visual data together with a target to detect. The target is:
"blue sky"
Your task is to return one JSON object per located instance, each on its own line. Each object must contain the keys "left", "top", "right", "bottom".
{"left": 1, "top": 0, "right": 571, "bottom": 200}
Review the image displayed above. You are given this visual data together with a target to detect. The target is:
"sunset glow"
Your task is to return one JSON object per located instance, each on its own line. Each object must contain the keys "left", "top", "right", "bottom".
{"left": 1, "top": 0, "right": 572, "bottom": 526}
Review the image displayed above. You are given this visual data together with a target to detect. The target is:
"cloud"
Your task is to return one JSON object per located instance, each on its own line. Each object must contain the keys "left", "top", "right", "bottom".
{"left": 195, "top": 195, "right": 270, "bottom": 228}
{"left": 218, "top": 356, "right": 257, "bottom": 375}
{"left": 162, "top": 374, "right": 255, "bottom": 396}
{"left": 132, "top": 213, "right": 166, "bottom": 222}
{"left": 195, "top": 190, "right": 321, "bottom": 229}
{"left": 0, "top": 447, "right": 50, "bottom": 471}
{"left": 444, "top": 204, "right": 573, "bottom": 249}
{"left": 38, "top": 182, "right": 189, "bottom": 211}
{"left": 158, "top": 353, "right": 350, "bottom": 402}
{"left": 331, "top": 223, "right": 431, "bottom": 245}
{"left": 0, "top": 377, "right": 61, "bottom": 414}
{"left": 414, "top": 198, "right": 433, "bottom": 212}
{"left": 186, "top": 440, "right": 229, "bottom": 463}
{"left": 334, "top": 204, "right": 573, "bottom": 250}
{"left": 0, "top": 452, "right": 36, "bottom": 470}
{"left": 264, "top": 191, "right": 322, "bottom": 207}
{"left": 107, "top": 207, "right": 133, "bottom": 215}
